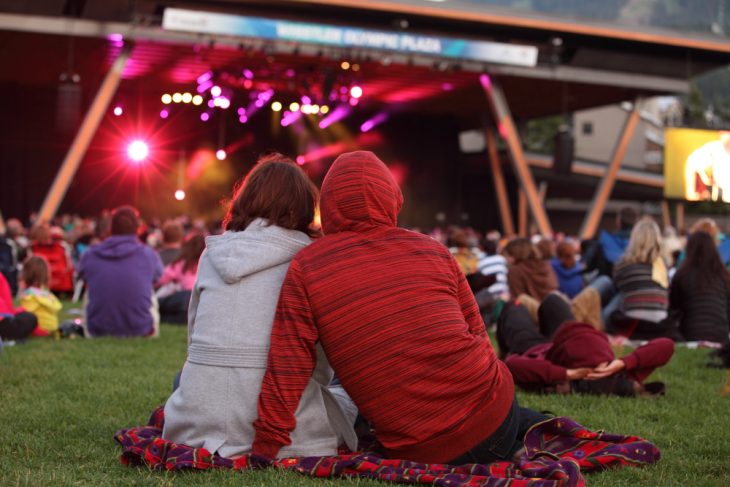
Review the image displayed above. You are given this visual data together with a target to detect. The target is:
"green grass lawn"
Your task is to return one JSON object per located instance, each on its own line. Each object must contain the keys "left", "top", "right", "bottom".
{"left": 1, "top": 304, "right": 729, "bottom": 486}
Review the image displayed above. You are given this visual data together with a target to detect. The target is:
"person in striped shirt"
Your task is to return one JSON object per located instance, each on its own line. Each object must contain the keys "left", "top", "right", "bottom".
{"left": 477, "top": 236, "right": 510, "bottom": 298}
{"left": 610, "top": 218, "right": 682, "bottom": 340}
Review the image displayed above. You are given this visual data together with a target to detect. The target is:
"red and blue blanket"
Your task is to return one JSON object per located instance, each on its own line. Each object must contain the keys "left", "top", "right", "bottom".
{"left": 115, "top": 407, "right": 659, "bottom": 487}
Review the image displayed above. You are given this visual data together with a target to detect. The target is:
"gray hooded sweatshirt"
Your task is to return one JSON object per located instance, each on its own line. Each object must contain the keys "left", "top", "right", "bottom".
{"left": 163, "top": 219, "right": 356, "bottom": 458}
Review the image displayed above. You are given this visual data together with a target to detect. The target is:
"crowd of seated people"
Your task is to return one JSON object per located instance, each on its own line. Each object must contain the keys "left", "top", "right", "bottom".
{"left": 428, "top": 209, "right": 730, "bottom": 348}
{"left": 0, "top": 209, "right": 217, "bottom": 340}
{"left": 2, "top": 199, "right": 729, "bottom": 351}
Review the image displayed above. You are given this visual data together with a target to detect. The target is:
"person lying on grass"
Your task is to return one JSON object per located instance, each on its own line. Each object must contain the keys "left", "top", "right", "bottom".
{"left": 162, "top": 153, "right": 357, "bottom": 459}
{"left": 497, "top": 293, "right": 674, "bottom": 396}
{"left": 253, "top": 151, "right": 553, "bottom": 465}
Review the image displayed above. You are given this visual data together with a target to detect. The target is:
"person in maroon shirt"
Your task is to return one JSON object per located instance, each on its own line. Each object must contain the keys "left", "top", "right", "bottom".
{"left": 252, "top": 151, "right": 549, "bottom": 465}
{"left": 498, "top": 294, "right": 674, "bottom": 396}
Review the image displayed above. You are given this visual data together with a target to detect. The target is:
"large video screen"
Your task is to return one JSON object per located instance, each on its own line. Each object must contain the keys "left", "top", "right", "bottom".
{"left": 665, "top": 127, "right": 730, "bottom": 202}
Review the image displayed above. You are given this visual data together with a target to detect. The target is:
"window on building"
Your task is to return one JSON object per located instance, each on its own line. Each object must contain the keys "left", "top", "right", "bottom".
{"left": 582, "top": 121, "right": 593, "bottom": 135}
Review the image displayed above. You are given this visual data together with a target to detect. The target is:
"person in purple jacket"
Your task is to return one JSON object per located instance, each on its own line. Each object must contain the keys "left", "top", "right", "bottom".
{"left": 79, "top": 206, "right": 163, "bottom": 337}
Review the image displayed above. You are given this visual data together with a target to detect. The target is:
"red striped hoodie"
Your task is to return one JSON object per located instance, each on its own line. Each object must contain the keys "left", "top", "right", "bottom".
{"left": 253, "top": 151, "right": 514, "bottom": 463}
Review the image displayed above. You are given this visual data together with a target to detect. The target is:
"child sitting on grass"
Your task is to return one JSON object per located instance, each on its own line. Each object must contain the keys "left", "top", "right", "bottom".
{"left": 20, "top": 256, "right": 62, "bottom": 338}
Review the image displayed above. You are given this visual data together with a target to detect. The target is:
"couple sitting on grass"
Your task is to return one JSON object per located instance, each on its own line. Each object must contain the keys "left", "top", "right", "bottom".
{"left": 162, "top": 150, "right": 666, "bottom": 465}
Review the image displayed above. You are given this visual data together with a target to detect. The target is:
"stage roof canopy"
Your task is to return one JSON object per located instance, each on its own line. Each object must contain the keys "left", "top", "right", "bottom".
{"left": 1, "top": 0, "right": 730, "bottom": 119}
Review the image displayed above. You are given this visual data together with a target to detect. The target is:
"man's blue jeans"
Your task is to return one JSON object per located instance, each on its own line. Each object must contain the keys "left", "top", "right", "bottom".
{"left": 446, "top": 397, "right": 548, "bottom": 465}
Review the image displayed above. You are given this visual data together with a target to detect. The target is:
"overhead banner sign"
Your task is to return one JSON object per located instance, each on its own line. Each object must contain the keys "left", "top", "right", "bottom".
{"left": 162, "top": 8, "right": 538, "bottom": 67}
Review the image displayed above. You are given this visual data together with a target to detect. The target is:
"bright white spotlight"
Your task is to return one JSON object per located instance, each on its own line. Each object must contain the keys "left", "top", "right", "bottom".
{"left": 350, "top": 86, "right": 363, "bottom": 99}
{"left": 113, "top": 106, "right": 123, "bottom": 116}
{"left": 289, "top": 102, "right": 300, "bottom": 112}
{"left": 211, "top": 85, "right": 222, "bottom": 97}
{"left": 127, "top": 140, "right": 149, "bottom": 162}
{"left": 216, "top": 149, "right": 227, "bottom": 160}
{"left": 182, "top": 92, "right": 193, "bottom": 104}
{"left": 192, "top": 95, "right": 203, "bottom": 106}
{"left": 161, "top": 94, "right": 172, "bottom": 104}
{"left": 172, "top": 93, "right": 182, "bottom": 103}
{"left": 271, "top": 101, "right": 282, "bottom": 112}
{"left": 174, "top": 189, "right": 186, "bottom": 201}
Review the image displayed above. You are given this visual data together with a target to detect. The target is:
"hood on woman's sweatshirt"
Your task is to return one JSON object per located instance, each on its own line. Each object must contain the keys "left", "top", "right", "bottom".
{"left": 320, "top": 151, "right": 403, "bottom": 235}
{"left": 205, "top": 219, "right": 310, "bottom": 285}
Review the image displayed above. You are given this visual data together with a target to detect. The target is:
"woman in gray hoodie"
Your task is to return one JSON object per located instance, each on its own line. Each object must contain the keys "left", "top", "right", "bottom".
{"left": 163, "top": 154, "right": 356, "bottom": 458}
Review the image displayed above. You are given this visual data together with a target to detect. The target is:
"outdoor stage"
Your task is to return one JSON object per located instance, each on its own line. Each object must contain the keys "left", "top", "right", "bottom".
{"left": 1, "top": 0, "right": 730, "bottom": 235}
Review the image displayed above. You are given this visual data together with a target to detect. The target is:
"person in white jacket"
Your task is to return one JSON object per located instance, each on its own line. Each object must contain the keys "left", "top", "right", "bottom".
{"left": 163, "top": 153, "right": 357, "bottom": 458}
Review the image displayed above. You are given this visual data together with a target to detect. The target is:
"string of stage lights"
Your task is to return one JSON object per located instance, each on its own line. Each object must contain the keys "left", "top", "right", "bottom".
{"left": 111, "top": 60, "right": 384, "bottom": 202}
{"left": 158, "top": 61, "right": 364, "bottom": 128}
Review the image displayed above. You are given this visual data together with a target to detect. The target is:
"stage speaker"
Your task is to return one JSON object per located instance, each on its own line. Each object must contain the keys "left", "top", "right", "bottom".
{"left": 553, "top": 128, "right": 574, "bottom": 175}
{"left": 56, "top": 81, "right": 82, "bottom": 133}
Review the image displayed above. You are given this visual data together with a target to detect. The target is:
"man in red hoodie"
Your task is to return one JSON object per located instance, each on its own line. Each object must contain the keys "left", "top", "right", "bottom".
{"left": 253, "top": 151, "right": 547, "bottom": 465}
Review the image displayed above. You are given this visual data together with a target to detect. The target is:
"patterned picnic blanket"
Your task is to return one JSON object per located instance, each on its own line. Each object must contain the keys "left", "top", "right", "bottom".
{"left": 114, "top": 407, "right": 660, "bottom": 487}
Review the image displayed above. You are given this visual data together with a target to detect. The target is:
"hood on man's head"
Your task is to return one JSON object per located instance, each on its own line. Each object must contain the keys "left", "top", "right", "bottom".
{"left": 320, "top": 151, "right": 403, "bottom": 235}
{"left": 90, "top": 234, "right": 144, "bottom": 260}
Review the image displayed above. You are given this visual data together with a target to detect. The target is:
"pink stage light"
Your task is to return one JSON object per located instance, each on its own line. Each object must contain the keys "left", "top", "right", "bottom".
{"left": 243, "top": 79, "right": 253, "bottom": 89}
{"left": 197, "top": 80, "right": 214, "bottom": 94}
{"left": 350, "top": 86, "right": 363, "bottom": 99}
{"left": 296, "top": 155, "right": 305, "bottom": 165}
{"left": 239, "top": 115, "right": 248, "bottom": 123}
{"left": 237, "top": 107, "right": 246, "bottom": 115}
{"left": 479, "top": 74, "right": 492, "bottom": 90}
{"left": 159, "top": 109, "right": 169, "bottom": 119}
{"left": 297, "top": 142, "right": 349, "bottom": 165}
{"left": 107, "top": 33, "right": 124, "bottom": 47}
{"left": 127, "top": 140, "right": 149, "bottom": 162}
{"left": 200, "top": 112, "right": 210, "bottom": 122}
{"left": 216, "top": 149, "right": 227, "bottom": 160}
{"left": 318, "top": 105, "right": 351, "bottom": 129}
{"left": 360, "top": 113, "right": 389, "bottom": 133}
{"left": 242, "top": 69, "right": 254, "bottom": 80}
{"left": 197, "top": 71, "right": 213, "bottom": 84}
{"left": 113, "top": 106, "right": 123, "bottom": 116}
{"left": 281, "top": 111, "right": 301, "bottom": 127}
{"left": 174, "top": 189, "right": 186, "bottom": 201}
